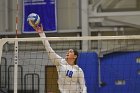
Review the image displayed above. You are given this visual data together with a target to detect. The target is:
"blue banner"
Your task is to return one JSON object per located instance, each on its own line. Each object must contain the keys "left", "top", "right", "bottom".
{"left": 23, "top": 0, "right": 57, "bottom": 33}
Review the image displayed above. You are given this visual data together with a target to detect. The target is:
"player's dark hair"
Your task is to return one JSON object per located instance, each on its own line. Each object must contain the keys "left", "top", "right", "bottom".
{"left": 73, "top": 49, "right": 78, "bottom": 65}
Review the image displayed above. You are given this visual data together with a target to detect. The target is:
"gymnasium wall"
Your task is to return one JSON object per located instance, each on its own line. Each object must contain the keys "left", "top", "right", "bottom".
{"left": 99, "top": 52, "right": 140, "bottom": 93}
{"left": 0, "top": 0, "right": 6, "bottom": 32}
{"left": 78, "top": 51, "right": 140, "bottom": 93}
{"left": 78, "top": 52, "right": 99, "bottom": 93}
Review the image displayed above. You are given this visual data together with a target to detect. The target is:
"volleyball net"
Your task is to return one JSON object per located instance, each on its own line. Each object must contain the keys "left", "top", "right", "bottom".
{"left": 0, "top": 35, "right": 140, "bottom": 93}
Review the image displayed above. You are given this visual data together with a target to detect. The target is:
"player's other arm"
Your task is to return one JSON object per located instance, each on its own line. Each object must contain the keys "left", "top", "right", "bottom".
{"left": 79, "top": 69, "right": 87, "bottom": 93}
{"left": 34, "top": 24, "right": 62, "bottom": 66}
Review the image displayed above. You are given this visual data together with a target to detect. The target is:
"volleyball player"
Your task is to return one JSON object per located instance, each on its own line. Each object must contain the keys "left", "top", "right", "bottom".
{"left": 32, "top": 24, "right": 87, "bottom": 93}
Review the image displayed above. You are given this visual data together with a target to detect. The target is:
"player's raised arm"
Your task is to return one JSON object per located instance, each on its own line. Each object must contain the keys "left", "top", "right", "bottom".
{"left": 33, "top": 24, "right": 63, "bottom": 66}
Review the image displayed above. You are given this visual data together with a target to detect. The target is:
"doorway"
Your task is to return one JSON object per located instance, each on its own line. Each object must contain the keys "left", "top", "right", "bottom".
{"left": 45, "top": 66, "right": 60, "bottom": 93}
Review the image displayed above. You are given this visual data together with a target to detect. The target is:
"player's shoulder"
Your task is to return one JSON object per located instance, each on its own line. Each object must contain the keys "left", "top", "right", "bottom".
{"left": 74, "top": 65, "right": 83, "bottom": 71}
{"left": 60, "top": 59, "right": 68, "bottom": 65}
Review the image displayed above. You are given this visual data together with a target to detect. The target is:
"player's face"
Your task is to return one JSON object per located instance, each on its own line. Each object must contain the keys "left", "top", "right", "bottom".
{"left": 65, "top": 49, "right": 77, "bottom": 60}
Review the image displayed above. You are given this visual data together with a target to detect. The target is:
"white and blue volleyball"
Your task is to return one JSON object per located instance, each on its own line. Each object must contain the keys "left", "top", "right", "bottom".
{"left": 27, "top": 13, "right": 40, "bottom": 26}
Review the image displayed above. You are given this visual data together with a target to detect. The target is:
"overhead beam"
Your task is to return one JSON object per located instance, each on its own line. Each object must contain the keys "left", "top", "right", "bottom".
{"left": 89, "top": 11, "right": 140, "bottom": 17}
{"left": 90, "top": 0, "right": 140, "bottom": 17}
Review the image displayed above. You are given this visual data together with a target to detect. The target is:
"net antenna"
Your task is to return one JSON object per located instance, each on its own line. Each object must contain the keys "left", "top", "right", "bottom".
{"left": 14, "top": 0, "right": 19, "bottom": 93}
{"left": 16, "top": 0, "right": 19, "bottom": 38}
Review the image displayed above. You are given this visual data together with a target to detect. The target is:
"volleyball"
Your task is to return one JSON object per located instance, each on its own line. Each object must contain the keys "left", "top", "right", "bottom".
{"left": 27, "top": 13, "right": 40, "bottom": 27}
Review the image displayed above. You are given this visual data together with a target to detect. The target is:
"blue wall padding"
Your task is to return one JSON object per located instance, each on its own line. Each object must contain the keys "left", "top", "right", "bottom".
{"left": 99, "top": 52, "right": 140, "bottom": 93}
{"left": 78, "top": 52, "right": 99, "bottom": 93}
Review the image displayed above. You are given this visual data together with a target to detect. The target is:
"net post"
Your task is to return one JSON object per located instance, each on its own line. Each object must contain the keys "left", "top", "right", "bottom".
{"left": 14, "top": 39, "right": 18, "bottom": 93}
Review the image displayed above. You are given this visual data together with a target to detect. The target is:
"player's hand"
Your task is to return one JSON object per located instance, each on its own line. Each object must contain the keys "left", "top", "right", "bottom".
{"left": 35, "top": 24, "right": 43, "bottom": 33}
{"left": 29, "top": 20, "right": 37, "bottom": 29}
{"left": 29, "top": 20, "right": 43, "bottom": 33}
